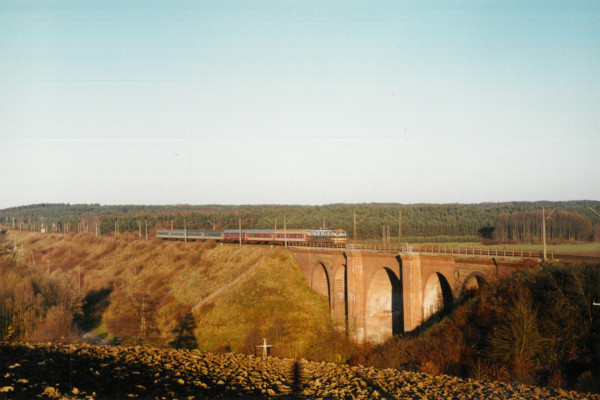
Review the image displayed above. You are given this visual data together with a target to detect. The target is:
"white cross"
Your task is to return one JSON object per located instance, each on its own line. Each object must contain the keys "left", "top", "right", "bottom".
{"left": 256, "top": 338, "right": 272, "bottom": 357}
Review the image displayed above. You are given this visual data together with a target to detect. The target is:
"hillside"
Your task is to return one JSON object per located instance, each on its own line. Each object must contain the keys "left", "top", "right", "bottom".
{"left": 0, "top": 231, "right": 332, "bottom": 356}
{"left": 1, "top": 342, "right": 598, "bottom": 400}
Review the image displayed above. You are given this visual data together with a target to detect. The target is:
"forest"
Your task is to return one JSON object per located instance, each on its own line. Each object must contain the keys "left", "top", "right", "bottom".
{"left": 2, "top": 201, "right": 600, "bottom": 242}
{"left": 493, "top": 210, "right": 594, "bottom": 243}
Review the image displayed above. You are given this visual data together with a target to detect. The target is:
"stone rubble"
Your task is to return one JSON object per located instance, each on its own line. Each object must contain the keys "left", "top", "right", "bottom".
{"left": 0, "top": 342, "right": 598, "bottom": 400}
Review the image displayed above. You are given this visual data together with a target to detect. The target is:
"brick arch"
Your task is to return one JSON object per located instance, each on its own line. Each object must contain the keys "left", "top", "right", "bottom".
{"left": 365, "top": 267, "right": 403, "bottom": 343}
{"left": 460, "top": 272, "right": 487, "bottom": 295}
{"left": 311, "top": 262, "right": 331, "bottom": 307}
{"left": 422, "top": 272, "right": 453, "bottom": 321}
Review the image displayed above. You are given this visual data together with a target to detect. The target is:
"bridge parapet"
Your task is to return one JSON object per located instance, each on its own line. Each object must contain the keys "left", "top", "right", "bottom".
{"left": 290, "top": 243, "right": 551, "bottom": 261}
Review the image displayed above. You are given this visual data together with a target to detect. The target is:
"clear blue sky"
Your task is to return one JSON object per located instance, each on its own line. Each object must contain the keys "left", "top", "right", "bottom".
{"left": 1, "top": 1, "right": 599, "bottom": 208}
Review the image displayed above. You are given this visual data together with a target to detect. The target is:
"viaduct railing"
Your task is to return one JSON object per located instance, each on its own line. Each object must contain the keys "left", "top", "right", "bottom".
{"left": 290, "top": 242, "right": 600, "bottom": 260}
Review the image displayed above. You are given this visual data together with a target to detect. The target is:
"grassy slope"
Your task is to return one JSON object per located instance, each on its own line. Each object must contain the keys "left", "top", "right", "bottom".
{"left": 193, "top": 249, "right": 332, "bottom": 355}
{"left": 5, "top": 231, "right": 331, "bottom": 356}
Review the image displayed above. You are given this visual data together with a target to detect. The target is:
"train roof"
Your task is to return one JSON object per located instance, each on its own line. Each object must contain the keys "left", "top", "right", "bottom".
{"left": 157, "top": 229, "right": 223, "bottom": 233}
{"left": 274, "top": 229, "right": 311, "bottom": 234}
{"left": 161, "top": 228, "right": 345, "bottom": 234}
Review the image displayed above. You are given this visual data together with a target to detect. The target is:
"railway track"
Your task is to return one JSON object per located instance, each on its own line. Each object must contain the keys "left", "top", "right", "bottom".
{"left": 291, "top": 242, "right": 600, "bottom": 262}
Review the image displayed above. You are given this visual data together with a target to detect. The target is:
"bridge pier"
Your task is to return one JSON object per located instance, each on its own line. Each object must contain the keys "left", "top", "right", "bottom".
{"left": 401, "top": 253, "right": 423, "bottom": 333}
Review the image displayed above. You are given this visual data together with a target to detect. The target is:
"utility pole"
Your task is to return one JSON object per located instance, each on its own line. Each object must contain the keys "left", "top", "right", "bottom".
{"left": 138, "top": 220, "right": 142, "bottom": 239}
{"left": 353, "top": 211, "right": 357, "bottom": 242}
{"left": 284, "top": 216, "right": 287, "bottom": 247}
{"left": 28, "top": 250, "right": 36, "bottom": 267}
{"left": 239, "top": 217, "right": 242, "bottom": 246}
{"left": 184, "top": 216, "right": 187, "bottom": 243}
{"left": 145, "top": 219, "right": 148, "bottom": 241}
{"left": 382, "top": 210, "right": 401, "bottom": 245}
{"left": 542, "top": 207, "right": 547, "bottom": 260}
{"left": 398, "top": 210, "right": 402, "bottom": 246}
{"left": 542, "top": 206, "right": 557, "bottom": 261}
{"left": 353, "top": 211, "right": 369, "bottom": 243}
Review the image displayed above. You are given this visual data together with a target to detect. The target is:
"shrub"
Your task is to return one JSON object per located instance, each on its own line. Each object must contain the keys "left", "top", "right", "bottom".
{"left": 33, "top": 306, "right": 74, "bottom": 343}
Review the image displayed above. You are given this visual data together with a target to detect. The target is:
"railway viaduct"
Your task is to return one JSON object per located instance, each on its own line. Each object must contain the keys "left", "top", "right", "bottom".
{"left": 289, "top": 247, "right": 536, "bottom": 343}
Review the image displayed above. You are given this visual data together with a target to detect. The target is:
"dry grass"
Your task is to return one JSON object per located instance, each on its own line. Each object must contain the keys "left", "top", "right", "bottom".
{"left": 191, "top": 248, "right": 332, "bottom": 357}
{"left": 5, "top": 231, "right": 332, "bottom": 355}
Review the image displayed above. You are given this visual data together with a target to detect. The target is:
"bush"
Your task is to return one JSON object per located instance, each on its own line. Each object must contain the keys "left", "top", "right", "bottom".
{"left": 33, "top": 306, "right": 75, "bottom": 343}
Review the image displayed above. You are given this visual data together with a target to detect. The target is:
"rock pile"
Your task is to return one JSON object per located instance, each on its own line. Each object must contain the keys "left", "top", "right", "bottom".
{"left": 0, "top": 342, "right": 597, "bottom": 399}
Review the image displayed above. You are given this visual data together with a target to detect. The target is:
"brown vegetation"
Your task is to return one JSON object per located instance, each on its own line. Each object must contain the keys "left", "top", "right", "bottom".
{"left": 0, "top": 231, "right": 330, "bottom": 356}
{"left": 0, "top": 232, "right": 83, "bottom": 342}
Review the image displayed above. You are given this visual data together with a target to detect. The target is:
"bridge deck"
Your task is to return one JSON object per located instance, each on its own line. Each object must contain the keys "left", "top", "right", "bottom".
{"left": 289, "top": 243, "right": 557, "bottom": 260}
{"left": 290, "top": 242, "right": 600, "bottom": 262}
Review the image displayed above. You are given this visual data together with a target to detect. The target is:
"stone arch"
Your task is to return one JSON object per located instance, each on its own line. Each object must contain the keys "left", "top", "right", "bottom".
{"left": 365, "top": 268, "right": 403, "bottom": 344}
{"left": 311, "top": 263, "right": 330, "bottom": 307}
{"left": 423, "top": 272, "right": 453, "bottom": 321}
{"left": 332, "top": 265, "right": 347, "bottom": 329}
{"left": 461, "top": 272, "right": 487, "bottom": 295}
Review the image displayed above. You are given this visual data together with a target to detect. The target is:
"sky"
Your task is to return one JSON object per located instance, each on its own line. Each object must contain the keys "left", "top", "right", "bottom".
{"left": 1, "top": 0, "right": 599, "bottom": 209}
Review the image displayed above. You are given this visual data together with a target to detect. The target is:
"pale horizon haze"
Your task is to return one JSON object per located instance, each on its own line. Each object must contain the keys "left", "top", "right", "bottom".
{"left": 1, "top": 1, "right": 599, "bottom": 209}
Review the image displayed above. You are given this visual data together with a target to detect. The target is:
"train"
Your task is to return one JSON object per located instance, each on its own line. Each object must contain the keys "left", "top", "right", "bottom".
{"left": 156, "top": 228, "right": 347, "bottom": 246}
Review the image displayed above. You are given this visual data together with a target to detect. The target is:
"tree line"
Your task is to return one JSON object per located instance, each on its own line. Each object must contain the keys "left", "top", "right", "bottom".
{"left": 2, "top": 201, "right": 599, "bottom": 242}
{"left": 493, "top": 210, "right": 594, "bottom": 243}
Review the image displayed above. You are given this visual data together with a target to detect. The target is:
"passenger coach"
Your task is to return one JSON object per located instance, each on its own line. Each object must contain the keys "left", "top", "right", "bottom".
{"left": 157, "top": 228, "right": 347, "bottom": 246}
